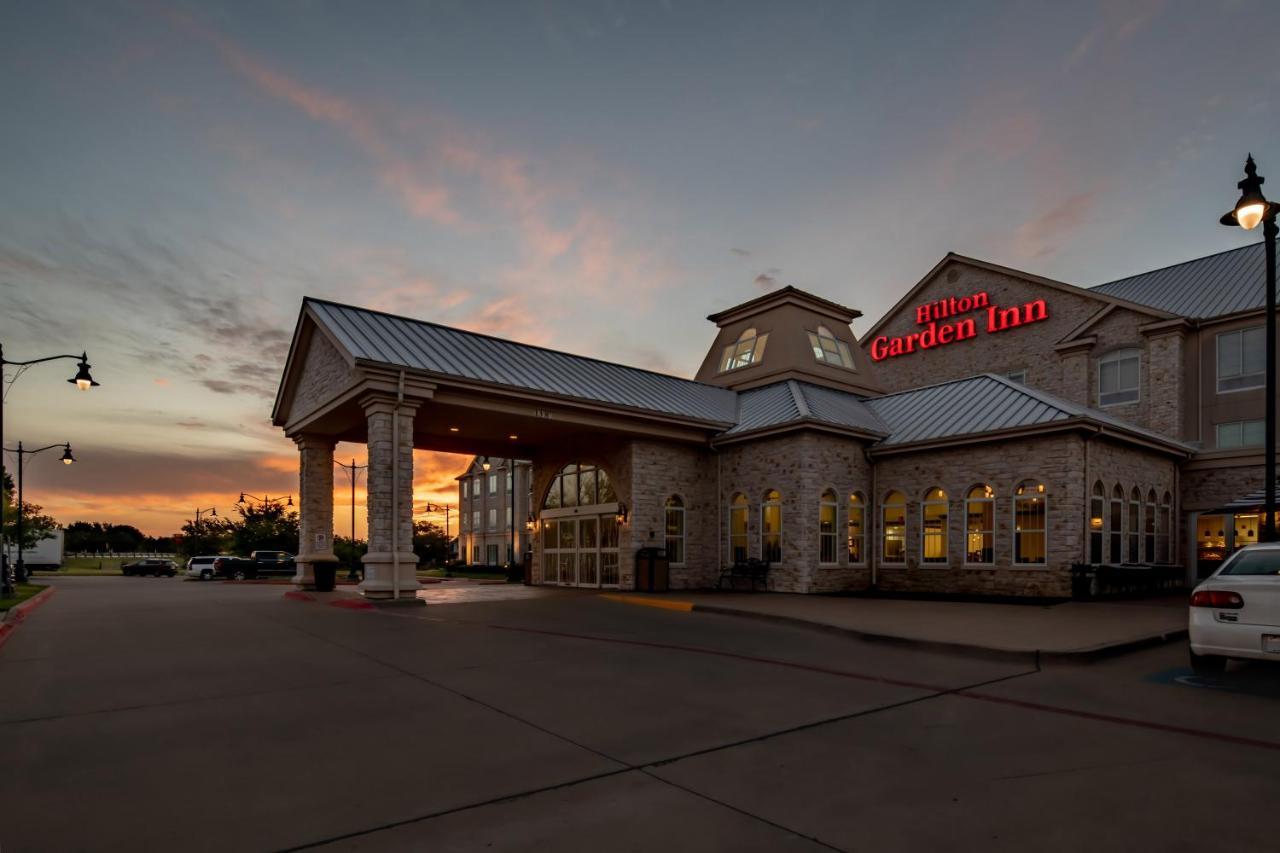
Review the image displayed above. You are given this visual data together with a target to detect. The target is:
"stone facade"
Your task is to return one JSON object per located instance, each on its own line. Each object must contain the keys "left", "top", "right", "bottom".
{"left": 360, "top": 396, "right": 420, "bottom": 599}
{"left": 290, "top": 331, "right": 356, "bottom": 425}
{"left": 293, "top": 434, "right": 337, "bottom": 588}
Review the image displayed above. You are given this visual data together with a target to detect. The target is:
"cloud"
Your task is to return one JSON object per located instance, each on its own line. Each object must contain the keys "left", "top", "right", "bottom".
{"left": 753, "top": 268, "right": 782, "bottom": 290}
{"left": 1013, "top": 188, "right": 1105, "bottom": 259}
{"left": 730, "top": 247, "right": 751, "bottom": 257}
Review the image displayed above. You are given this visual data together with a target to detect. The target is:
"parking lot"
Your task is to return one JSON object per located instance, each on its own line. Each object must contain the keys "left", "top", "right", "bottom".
{"left": 2, "top": 576, "right": 1278, "bottom": 852}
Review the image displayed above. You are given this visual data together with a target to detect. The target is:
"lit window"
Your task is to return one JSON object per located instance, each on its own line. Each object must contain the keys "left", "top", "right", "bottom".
{"left": 848, "top": 493, "right": 865, "bottom": 565}
{"left": 1217, "top": 326, "right": 1265, "bottom": 393}
{"left": 542, "top": 463, "right": 617, "bottom": 509}
{"left": 819, "top": 489, "right": 838, "bottom": 565}
{"left": 1013, "top": 481, "right": 1046, "bottom": 565}
{"left": 808, "top": 325, "right": 856, "bottom": 369}
{"left": 719, "top": 327, "right": 768, "bottom": 372}
{"left": 1098, "top": 349, "right": 1140, "bottom": 406}
{"left": 472, "top": 510, "right": 480, "bottom": 531}
{"left": 488, "top": 473, "right": 498, "bottom": 495}
{"left": 1089, "top": 481, "right": 1104, "bottom": 564}
{"left": 1157, "top": 492, "right": 1172, "bottom": 563}
{"left": 488, "top": 508, "right": 497, "bottom": 531}
{"left": 462, "top": 480, "right": 470, "bottom": 499}
{"left": 665, "top": 495, "right": 685, "bottom": 566}
{"left": 1109, "top": 484, "right": 1123, "bottom": 564}
{"left": 1216, "top": 419, "right": 1265, "bottom": 449}
{"left": 921, "top": 487, "right": 948, "bottom": 563}
{"left": 729, "top": 494, "right": 749, "bottom": 563}
{"left": 761, "top": 489, "right": 782, "bottom": 563}
{"left": 507, "top": 472, "right": 513, "bottom": 494}
{"left": 966, "top": 485, "right": 995, "bottom": 564}
{"left": 881, "top": 490, "right": 906, "bottom": 564}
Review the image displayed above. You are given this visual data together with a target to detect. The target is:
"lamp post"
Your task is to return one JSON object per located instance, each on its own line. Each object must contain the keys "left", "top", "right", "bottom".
{"left": 2, "top": 442, "right": 75, "bottom": 584}
{"left": 0, "top": 347, "right": 96, "bottom": 594}
{"left": 1221, "top": 154, "right": 1278, "bottom": 542}
{"left": 335, "top": 458, "right": 368, "bottom": 544}
{"left": 238, "top": 492, "right": 293, "bottom": 509}
{"left": 194, "top": 506, "right": 217, "bottom": 524}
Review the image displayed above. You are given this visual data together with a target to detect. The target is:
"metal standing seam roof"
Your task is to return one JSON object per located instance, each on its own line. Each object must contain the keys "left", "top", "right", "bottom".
{"left": 1088, "top": 241, "right": 1272, "bottom": 319}
{"left": 722, "top": 380, "right": 889, "bottom": 437}
{"left": 863, "top": 374, "right": 1191, "bottom": 450}
{"left": 306, "top": 299, "right": 738, "bottom": 424}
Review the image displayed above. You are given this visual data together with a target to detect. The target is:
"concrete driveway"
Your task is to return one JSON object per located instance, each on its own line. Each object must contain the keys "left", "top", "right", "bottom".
{"left": 1, "top": 577, "right": 1277, "bottom": 852}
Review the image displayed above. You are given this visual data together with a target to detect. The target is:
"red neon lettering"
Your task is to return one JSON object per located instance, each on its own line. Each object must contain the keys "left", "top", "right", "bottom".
{"left": 877, "top": 298, "right": 1047, "bottom": 359}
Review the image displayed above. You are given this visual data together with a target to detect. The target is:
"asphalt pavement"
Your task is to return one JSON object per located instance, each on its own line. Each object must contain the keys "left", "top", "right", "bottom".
{"left": 1, "top": 577, "right": 1277, "bottom": 852}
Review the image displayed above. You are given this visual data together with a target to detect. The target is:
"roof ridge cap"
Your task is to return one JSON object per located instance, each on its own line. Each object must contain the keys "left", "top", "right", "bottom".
{"left": 787, "top": 380, "right": 812, "bottom": 418}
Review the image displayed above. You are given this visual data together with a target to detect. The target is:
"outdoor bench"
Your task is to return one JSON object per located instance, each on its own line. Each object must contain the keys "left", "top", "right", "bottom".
{"left": 717, "top": 558, "right": 771, "bottom": 592}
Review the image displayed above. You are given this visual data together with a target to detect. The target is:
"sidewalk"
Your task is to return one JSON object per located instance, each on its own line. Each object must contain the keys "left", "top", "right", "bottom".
{"left": 606, "top": 590, "right": 1189, "bottom": 662}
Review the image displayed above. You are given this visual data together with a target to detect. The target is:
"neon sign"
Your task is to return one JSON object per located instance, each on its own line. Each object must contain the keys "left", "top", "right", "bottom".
{"left": 870, "top": 290, "right": 1049, "bottom": 361}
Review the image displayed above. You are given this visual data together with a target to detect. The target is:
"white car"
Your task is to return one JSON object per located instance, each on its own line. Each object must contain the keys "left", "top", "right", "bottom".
{"left": 185, "top": 555, "right": 226, "bottom": 581}
{"left": 1188, "top": 543, "right": 1280, "bottom": 674}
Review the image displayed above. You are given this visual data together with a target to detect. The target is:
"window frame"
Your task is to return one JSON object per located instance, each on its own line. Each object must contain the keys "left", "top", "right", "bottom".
{"left": 1097, "top": 349, "right": 1141, "bottom": 407}
{"left": 1144, "top": 489, "right": 1157, "bottom": 563}
{"left": 1012, "top": 481, "right": 1047, "bottom": 566}
{"left": 1089, "top": 481, "right": 1105, "bottom": 564}
{"left": 1216, "top": 326, "right": 1266, "bottom": 394}
{"left": 761, "top": 489, "right": 782, "bottom": 564}
{"left": 808, "top": 325, "right": 857, "bottom": 370}
{"left": 818, "top": 489, "right": 838, "bottom": 565}
{"left": 719, "top": 328, "right": 769, "bottom": 373}
{"left": 847, "top": 492, "right": 866, "bottom": 566}
{"left": 1128, "top": 487, "right": 1141, "bottom": 563}
{"left": 728, "top": 494, "right": 749, "bottom": 564}
{"left": 881, "top": 490, "right": 906, "bottom": 565}
{"left": 1157, "top": 492, "right": 1173, "bottom": 564}
{"left": 920, "top": 487, "right": 949, "bottom": 565}
{"left": 1109, "top": 485, "right": 1123, "bottom": 564}
{"left": 965, "top": 484, "right": 996, "bottom": 566}
{"left": 665, "top": 495, "right": 686, "bottom": 567}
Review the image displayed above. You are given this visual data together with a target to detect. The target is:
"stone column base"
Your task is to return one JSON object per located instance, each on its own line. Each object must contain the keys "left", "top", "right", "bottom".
{"left": 293, "top": 550, "right": 337, "bottom": 589}
{"left": 360, "top": 551, "right": 421, "bottom": 600}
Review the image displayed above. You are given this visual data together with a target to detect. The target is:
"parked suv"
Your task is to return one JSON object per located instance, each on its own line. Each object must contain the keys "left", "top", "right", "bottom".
{"left": 185, "top": 555, "right": 226, "bottom": 581}
{"left": 213, "top": 551, "right": 296, "bottom": 580}
{"left": 122, "top": 559, "right": 178, "bottom": 577}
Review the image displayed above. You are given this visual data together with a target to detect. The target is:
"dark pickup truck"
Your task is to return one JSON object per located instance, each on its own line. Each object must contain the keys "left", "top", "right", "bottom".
{"left": 213, "top": 551, "right": 295, "bottom": 580}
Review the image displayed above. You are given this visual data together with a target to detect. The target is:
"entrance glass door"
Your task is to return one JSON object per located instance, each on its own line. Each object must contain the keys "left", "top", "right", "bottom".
{"left": 540, "top": 513, "right": 620, "bottom": 589}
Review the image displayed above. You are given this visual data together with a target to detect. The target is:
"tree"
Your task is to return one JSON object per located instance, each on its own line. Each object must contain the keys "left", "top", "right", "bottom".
{"left": 230, "top": 502, "right": 299, "bottom": 555}
{"left": 412, "top": 520, "right": 450, "bottom": 567}
{"left": 1, "top": 466, "right": 58, "bottom": 551}
{"left": 177, "top": 516, "right": 234, "bottom": 558}
{"left": 333, "top": 535, "right": 367, "bottom": 572}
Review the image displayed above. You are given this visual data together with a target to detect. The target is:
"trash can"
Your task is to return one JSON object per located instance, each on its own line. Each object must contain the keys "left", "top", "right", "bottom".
{"left": 634, "top": 547, "right": 670, "bottom": 592}
{"left": 314, "top": 562, "right": 337, "bottom": 592}
{"left": 522, "top": 551, "right": 534, "bottom": 586}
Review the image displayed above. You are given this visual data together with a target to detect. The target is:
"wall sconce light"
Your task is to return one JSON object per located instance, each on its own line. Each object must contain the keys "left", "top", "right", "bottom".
{"left": 525, "top": 514, "right": 535, "bottom": 532}
{"left": 615, "top": 502, "right": 628, "bottom": 525}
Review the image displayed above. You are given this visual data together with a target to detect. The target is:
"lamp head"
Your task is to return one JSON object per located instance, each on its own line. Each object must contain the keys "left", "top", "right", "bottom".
{"left": 238, "top": 493, "right": 246, "bottom": 504}
{"left": 69, "top": 353, "right": 99, "bottom": 391}
{"left": 211, "top": 508, "right": 217, "bottom": 517}
{"left": 1221, "top": 154, "right": 1270, "bottom": 230}
{"left": 481, "top": 458, "right": 491, "bottom": 472}
{"left": 286, "top": 495, "right": 293, "bottom": 507}
{"left": 60, "top": 444, "right": 75, "bottom": 465}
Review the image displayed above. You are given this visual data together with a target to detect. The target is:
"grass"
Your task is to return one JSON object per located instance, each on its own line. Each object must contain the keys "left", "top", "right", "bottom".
{"left": 419, "top": 568, "right": 510, "bottom": 581}
{"left": 0, "top": 583, "right": 46, "bottom": 611}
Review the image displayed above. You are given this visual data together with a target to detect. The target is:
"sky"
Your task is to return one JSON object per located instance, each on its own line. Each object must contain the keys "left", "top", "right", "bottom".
{"left": 1, "top": 0, "right": 1278, "bottom": 538}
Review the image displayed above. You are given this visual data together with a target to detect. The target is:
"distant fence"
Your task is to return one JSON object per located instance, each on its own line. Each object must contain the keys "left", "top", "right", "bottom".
{"left": 68, "top": 552, "right": 178, "bottom": 559}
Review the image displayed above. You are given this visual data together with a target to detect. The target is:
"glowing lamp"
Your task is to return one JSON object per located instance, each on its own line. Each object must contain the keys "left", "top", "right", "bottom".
{"left": 60, "top": 444, "right": 75, "bottom": 464}
{"left": 1235, "top": 202, "right": 1267, "bottom": 231}
{"left": 68, "top": 353, "right": 98, "bottom": 391}
{"left": 1220, "top": 155, "right": 1271, "bottom": 231}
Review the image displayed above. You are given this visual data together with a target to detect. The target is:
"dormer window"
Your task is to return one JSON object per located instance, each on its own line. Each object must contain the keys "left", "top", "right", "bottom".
{"left": 719, "top": 327, "right": 768, "bottom": 372}
{"left": 808, "top": 325, "right": 856, "bottom": 369}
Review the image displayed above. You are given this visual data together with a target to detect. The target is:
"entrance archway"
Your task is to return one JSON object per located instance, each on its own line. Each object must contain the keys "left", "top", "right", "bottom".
{"left": 539, "top": 463, "right": 621, "bottom": 588}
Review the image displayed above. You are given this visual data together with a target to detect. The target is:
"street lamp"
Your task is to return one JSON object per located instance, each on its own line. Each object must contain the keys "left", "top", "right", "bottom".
{"left": 2, "top": 442, "right": 75, "bottom": 584}
{"left": 238, "top": 492, "right": 293, "bottom": 508}
{"left": 0, "top": 344, "right": 97, "bottom": 595}
{"left": 335, "top": 458, "right": 369, "bottom": 543}
{"left": 1221, "top": 154, "right": 1278, "bottom": 543}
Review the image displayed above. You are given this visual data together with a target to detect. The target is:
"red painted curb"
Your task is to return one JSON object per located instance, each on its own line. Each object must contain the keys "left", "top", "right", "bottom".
{"left": 329, "top": 598, "right": 376, "bottom": 610}
{"left": 283, "top": 590, "right": 316, "bottom": 602}
{"left": 0, "top": 585, "right": 57, "bottom": 652}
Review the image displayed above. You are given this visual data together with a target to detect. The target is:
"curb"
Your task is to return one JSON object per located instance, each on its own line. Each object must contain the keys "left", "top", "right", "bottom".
{"left": 0, "top": 585, "right": 57, "bottom": 651}
{"left": 282, "top": 590, "right": 417, "bottom": 610}
{"left": 605, "top": 595, "right": 1187, "bottom": 665}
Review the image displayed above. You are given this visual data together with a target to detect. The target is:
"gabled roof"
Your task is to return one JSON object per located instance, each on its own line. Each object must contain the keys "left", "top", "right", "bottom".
{"left": 304, "top": 298, "right": 738, "bottom": 425}
{"left": 721, "top": 380, "right": 889, "bottom": 438}
{"left": 864, "top": 374, "right": 1191, "bottom": 452}
{"left": 1089, "top": 240, "right": 1273, "bottom": 320}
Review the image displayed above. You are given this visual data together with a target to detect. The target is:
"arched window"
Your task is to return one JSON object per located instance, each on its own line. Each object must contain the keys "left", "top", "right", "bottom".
{"left": 761, "top": 489, "right": 782, "bottom": 563}
{"left": 1144, "top": 489, "right": 1157, "bottom": 563}
{"left": 819, "top": 489, "right": 838, "bottom": 565}
{"left": 848, "top": 492, "right": 866, "bottom": 565}
{"left": 1089, "top": 481, "right": 1105, "bottom": 564}
{"left": 542, "top": 462, "right": 617, "bottom": 510}
{"left": 719, "top": 327, "right": 768, "bottom": 372}
{"left": 1013, "top": 481, "right": 1047, "bottom": 565}
{"left": 921, "top": 487, "right": 948, "bottom": 563}
{"left": 1109, "top": 484, "right": 1124, "bottom": 564}
{"left": 808, "top": 325, "right": 856, "bottom": 369}
{"left": 665, "top": 495, "right": 685, "bottom": 566}
{"left": 1158, "top": 491, "right": 1173, "bottom": 563}
{"left": 882, "top": 490, "right": 906, "bottom": 564}
{"left": 1128, "top": 487, "right": 1141, "bottom": 563}
{"left": 966, "top": 485, "right": 995, "bottom": 565}
{"left": 729, "top": 494, "right": 749, "bottom": 563}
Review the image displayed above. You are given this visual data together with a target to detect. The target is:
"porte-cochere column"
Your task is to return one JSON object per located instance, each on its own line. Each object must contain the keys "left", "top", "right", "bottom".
{"left": 360, "top": 394, "right": 421, "bottom": 600}
{"left": 293, "top": 434, "right": 337, "bottom": 589}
